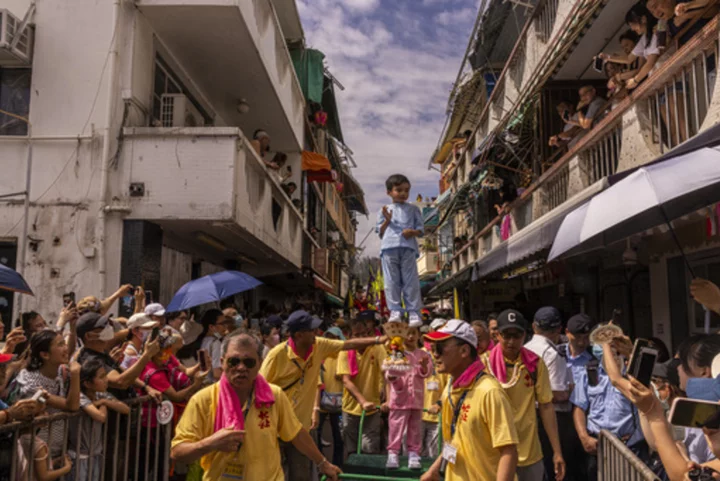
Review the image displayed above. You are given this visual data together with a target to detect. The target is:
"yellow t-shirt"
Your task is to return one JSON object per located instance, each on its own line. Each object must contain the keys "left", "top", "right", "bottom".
{"left": 422, "top": 371, "right": 449, "bottom": 423}
{"left": 260, "top": 337, "right": 345, "bottom": 429}
{"left": 441, "top": 373, "right": 519, "bottom": 481}
{"left": 501, "top": 358, "right": 554, "bottom": 467}
{"left": 171, "top": 382, "right": 302, "bottom": 481}
{"left": 322, "top": 355, "right": 343, "bottom": 394}
{"left": 337, "top": 344, "right": 386, "bottom": 416}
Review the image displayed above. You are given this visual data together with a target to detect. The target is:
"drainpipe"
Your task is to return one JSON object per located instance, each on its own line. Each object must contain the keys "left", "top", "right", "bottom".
{"left": 15, "top": 123, "right": 32, "bottom": 318}
{"left": 97, "top": 0, "right": 122, "bottom": 299}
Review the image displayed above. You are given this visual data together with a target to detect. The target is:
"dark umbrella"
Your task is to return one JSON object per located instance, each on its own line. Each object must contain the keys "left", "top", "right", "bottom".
{"left": 166, "top": 270, "right": 262, "bottom": 312}
{"left": 0, "top": 264, "right": 33, "bottom": 295}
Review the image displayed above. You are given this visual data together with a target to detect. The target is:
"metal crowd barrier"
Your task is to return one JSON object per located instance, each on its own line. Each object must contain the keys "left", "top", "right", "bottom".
{"left": 598, "top": 430, "right": 660, "bottom": 481}
{"left": 0, "top": 396, "right": 172, "bottom": 481}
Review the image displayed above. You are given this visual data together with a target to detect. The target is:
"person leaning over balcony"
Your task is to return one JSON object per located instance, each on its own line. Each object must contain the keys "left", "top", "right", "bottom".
{"left": 599, "top": 4, "right": 661, "bottom": 91}
{"left": 172, "top": 331, "right": 342, "bottom": 481}
{"left": 573, "top": 86, "right": 607, "bottom": 130}
{"left": 260, "top": 310, "right": 385, "bottom": 481}
{"left": 251, "top": 129, "right": 271, "bottom": 159}
{"left": 548, "top": 100, "right": 580, "bottom": 148}
{"left": 647, "top": 0, "right": 719, "bottom": 46}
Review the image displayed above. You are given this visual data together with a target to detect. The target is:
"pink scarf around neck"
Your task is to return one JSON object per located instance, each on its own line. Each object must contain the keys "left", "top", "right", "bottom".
{"left": 214, "top": 373, "right": 275, "bottom": 432}
{"left": 488, "top": 343, "right": 539, "bottom": 384}
{"left": 288, "top": 338, "right": 314, "bottom": 361}
{"left": 452, "top": 358, "right": 486, "bottom": 388}
{"left": 346, "top": 350, "right": 360, "bottom": 377}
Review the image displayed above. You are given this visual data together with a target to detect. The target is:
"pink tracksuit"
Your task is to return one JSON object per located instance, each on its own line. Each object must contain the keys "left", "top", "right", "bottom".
{"left": 385, "top": 348, "right": 432, "bottom": 456}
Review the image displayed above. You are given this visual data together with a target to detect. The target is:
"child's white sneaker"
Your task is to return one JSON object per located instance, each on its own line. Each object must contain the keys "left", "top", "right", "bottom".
{"left": 388, "top": 311, "right": 402, "bottom": 323}
{"left": 408, "top": 452, "right": 422, "bottom": 469}
{"left": 386, "top": 453, "right": 399, "bottom": 469}
{"left": 408, "top": 312, "right": 422, "bottom": 327}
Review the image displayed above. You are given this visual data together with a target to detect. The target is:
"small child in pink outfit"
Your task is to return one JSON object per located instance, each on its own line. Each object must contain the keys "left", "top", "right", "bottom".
{"left": 383, "top": 326, "right": 432, "bottom": 469}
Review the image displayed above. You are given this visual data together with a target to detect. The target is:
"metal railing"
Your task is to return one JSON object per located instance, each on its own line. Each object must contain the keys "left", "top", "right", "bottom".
{"left": 648, "top": 39, "right": 719, "bottom": 153}
{"left": 585, "top": 123, "right": 622, "bottom": 185}
{"left": 535, "top": 0, "right": 560, "bottom": 43}
{"left": 544, "top": 163, "right": 570, "bottom": 213}
{"left": 0, "top": 396, "right": 172, "bottom": 481}
{"left": 598, "top": 430, "right": 660, "bottom": 481}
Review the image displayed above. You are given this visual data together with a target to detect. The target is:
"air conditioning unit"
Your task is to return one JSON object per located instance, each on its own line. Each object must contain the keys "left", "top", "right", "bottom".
{"left": 0, "top": 9, "right": 34, "bottom": 66}
{"left": 160, "top": 94, "right": 204, "bottom": 127}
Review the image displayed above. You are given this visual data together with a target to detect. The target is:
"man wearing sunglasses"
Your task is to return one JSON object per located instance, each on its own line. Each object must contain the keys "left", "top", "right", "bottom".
{"left": 421, "top": 319, "right": 519, "bottom": 481}
{"left": 260, "top": 310, "right": 386, "bottom": 481}
{"left": 172, "top": 331, "right": 342, "bottom": 481}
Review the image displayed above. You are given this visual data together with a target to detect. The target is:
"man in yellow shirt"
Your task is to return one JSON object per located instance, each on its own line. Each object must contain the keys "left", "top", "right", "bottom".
{"left": 422, "top": 319, "right": 519, "bottom": 481}
{"left": 171, "top": 331, "right": 341, "bottom": 481}
{"left": 260, "top": 310, "right": 385, "bottom": 480}
{"left": 337, "top": 318, "right": 387, "bottom": 457}
{"left": 486, "top": 309, "right": 566, "bottom": 481}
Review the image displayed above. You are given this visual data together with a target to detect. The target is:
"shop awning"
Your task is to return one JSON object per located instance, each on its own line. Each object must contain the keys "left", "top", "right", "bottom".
{"left": 325, "top": 292, "right": 344, "bottom": 308}
{"left": 313, "top": 274, "right": 335, "bottom": 293}
{"left": 471, "top": 178, "right": 608, "bottom": 280}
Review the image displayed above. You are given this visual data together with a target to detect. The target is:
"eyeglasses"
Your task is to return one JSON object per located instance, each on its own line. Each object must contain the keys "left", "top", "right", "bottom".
{"left": 432, "top": 339, "right": 458, "bottom": 356}
{"left": 500, "top": 330, "right": 525, "bottom": 340}
{"left": 226, "top": 357, "right": 258, "bottom": 369}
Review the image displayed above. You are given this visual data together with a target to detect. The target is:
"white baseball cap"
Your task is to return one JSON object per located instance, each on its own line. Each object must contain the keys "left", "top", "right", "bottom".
{"left": 424, "top": 319, "right": 477, "bottom": 347}
{"left": 127, "top": 313, "right": 158, "bottom": 330}
{"left": 430, "top": 318, "right": 447, "bottom": 330}
{"left": 144, "top": 303, "right": 166, "bottom": 317}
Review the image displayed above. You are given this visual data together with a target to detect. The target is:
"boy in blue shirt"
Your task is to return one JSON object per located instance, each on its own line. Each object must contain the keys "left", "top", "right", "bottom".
{"left": 376, "top": 174, "right": 424, "bottom": 325}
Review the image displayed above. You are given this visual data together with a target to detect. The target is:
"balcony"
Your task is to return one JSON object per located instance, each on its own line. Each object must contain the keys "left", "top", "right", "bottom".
{"left": 448, "top": 15, "right": 720, "bottom": 278}
{"left": 135, "top": 0, "right": 305, "bottom": 151}
{"left": 114, "top": 127, "right": 303, "bottom": 275}
{"left": 417, "top": 251, "right": 440, "bottom": 278}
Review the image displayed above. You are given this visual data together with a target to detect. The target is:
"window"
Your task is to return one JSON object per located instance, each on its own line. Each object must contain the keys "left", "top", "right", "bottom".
{"left": 0, "top": 68, "right": 31, "bottom": 135}
{"left": 151, "top": 55, "right": 211, "bottom": 126}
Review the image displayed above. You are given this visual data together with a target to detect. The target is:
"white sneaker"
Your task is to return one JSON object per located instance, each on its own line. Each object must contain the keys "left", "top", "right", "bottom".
{"left": 388, "top": 311, "right": 402, "bottom": 323}
{"left": 408, "top": 453, "right": 422, "bottom": 469}
{"left": 408, "top": 312, "right": 422, "bottom": 327}
{"left": 386, "top": 453, "right": 399, "bottom": 469}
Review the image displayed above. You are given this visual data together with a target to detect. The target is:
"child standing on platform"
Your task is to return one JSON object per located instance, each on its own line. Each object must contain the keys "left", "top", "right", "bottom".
{"left": 376, "top": 174, "right": 425, "bottom": 325}
{"left": 382, "top": 326, "right": 432, "bottom": 469}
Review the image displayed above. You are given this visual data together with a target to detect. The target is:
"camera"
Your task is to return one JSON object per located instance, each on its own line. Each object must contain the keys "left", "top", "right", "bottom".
{"left": 688, "top": 467, "right": 719, "bottom": 481}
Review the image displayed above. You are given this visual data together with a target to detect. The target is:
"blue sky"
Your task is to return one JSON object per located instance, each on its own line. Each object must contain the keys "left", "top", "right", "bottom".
{"left": 297, "top": 0, "right": 479, "bottom": 255}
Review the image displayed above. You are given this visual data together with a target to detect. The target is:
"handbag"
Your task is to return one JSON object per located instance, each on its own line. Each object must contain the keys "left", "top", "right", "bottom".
{"left": 319, "top": 365, "right": 342, "bottom": 413}
{"left": 320, "top": 391, "right": 342, "bottom": 413}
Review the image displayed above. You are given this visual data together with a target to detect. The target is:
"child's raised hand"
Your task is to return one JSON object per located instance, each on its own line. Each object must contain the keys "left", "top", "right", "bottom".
{"left": 382, "top": 206, "right": 392, "bottom": 222}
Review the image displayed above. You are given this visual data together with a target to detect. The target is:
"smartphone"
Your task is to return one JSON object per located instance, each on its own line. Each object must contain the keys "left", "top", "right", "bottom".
{"left": 145, "top": 290, "right": 154, "bottom": 304}
{"left": 199, "top": 349, "right": 208, "bottom": 372}
{"left": 593, "top": 56, "right": 603, "bottom": 72}
{"left": 150, "top": 327, "right": 160, "bottom": 342}
{"left": 32, "top": 389, "right": 47, "bottom": 404}
{"left": 669, "top": 398, "right": 720, "bottom": 429}
{"left": 628, "top": 343, "right": 658, "bottom": 387}
{"left": 627, "top": 338, "right": 651, "bottom": 369}
{"left": 62, "top": 292, "right": 76, "bottom": 308}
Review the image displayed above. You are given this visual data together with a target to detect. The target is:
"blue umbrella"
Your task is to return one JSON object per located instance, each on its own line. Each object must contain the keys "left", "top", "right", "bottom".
{"left": 0, "top": 264, "right": 33, "bottom": 295}
{"left": 166, "top": 270, "right": 262, "bottom": 312}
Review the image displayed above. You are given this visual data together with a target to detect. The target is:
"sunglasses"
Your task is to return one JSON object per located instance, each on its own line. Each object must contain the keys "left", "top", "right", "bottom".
{"left": 432, "top": 339, "right": 458, "bottom": 356}
{"left": 226, "top": 356, "right": 258, "bottom": 369}
{"left": 500, "top": 330, "right": 525, "bottom": 340}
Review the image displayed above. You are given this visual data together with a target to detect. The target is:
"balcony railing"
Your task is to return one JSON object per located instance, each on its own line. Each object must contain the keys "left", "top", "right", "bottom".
{"left": 448, "top": 15, "right": 720, "bottom": 274}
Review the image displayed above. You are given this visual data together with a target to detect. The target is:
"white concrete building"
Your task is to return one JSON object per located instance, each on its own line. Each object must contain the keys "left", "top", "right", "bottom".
{"left": 427, "top": 0, "right": 720, "bottom": 350}
{"left": 0, "top": 0, "right": 332, "bottom": 321}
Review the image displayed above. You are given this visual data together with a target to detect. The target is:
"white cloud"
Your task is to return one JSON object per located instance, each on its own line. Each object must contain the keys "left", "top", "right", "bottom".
{"left": 437, "top": 7, "right": 476, "bottom": 26}
{"left": 341, "top": 0, "right": 381, "bottom": 12}
{"left": 298, "top": 0, "right": 476, "bottom": 257}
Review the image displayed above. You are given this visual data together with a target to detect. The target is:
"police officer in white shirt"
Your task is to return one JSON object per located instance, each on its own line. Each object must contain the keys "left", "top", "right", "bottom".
{"left": 525, "top": 307, "right": 582, "bottom": 481}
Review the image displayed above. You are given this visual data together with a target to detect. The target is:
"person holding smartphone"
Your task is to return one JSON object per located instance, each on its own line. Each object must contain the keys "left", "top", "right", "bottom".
{"left": 548, "top": 101, "right": 579, "bottom": 149}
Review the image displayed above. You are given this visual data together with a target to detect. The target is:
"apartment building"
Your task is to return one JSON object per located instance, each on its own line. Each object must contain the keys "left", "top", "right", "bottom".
{"left": 426, "top": 0, "right": 720, "bottom": 349}
{"left": 0, "top": 0, "right": 364, "bottom": 322}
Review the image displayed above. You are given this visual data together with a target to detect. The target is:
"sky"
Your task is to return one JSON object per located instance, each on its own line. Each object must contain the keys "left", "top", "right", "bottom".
{"left": 297, "top": 0, "right": 479, "bottom": 256}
